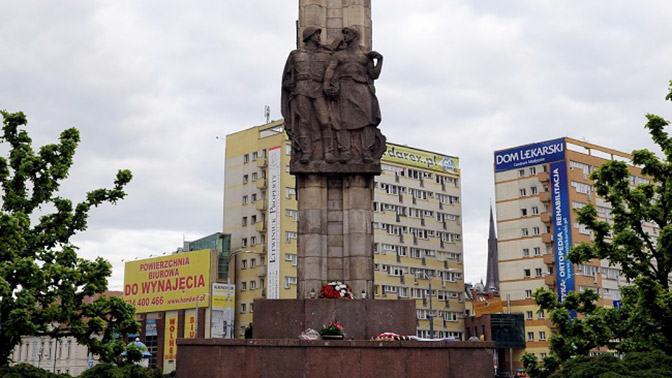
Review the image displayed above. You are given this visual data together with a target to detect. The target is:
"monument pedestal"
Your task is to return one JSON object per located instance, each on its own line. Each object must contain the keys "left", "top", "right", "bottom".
{"left": 176, "top": 339, "right": 496, "bottom": 378}
{"left": 253, "top": 299, "right": 416, "bottom": 340}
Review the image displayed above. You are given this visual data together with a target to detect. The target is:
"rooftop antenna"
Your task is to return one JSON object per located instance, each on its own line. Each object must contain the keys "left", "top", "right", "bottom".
{"left": 264, "top": 105, "right": 270, "bottom": 124}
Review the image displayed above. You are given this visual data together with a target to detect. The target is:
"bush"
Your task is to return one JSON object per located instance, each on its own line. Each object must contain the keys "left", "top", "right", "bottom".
{"left": 0, "top": 363, "right": 72, "bottom": 378}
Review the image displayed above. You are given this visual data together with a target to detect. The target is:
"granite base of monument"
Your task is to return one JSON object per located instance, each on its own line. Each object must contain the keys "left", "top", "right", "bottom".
{"left": 176, "top": 339, "right": 496, "bottom": 378}
{"left": 252, "top": 299, "right": 416, "bottom": 340}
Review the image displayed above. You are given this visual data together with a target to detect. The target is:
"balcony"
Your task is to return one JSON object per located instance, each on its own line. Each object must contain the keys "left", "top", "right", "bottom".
{"left": 539, "top": 192, "right": 551, "bottom": 202}
{"left": 543, "top": 254, "right": 555, "bottom": 265}
{"left": 256, "top": 200, "right": 266, "bottom": 211}
{"left": 540, "top": 212, "right": 551, "bottom": 223}
{"left": 256, "top": 157, "right": 267, "bottom": 168}
{"left": 545, "top": 275, "right": 556, "bottom": 287}
{"left": 537, "top": 172, "right": 549, "bottom": 183}
{"left": 259, "top": 265, "right": 267, "bottom": 277}
{"left": 255, "top": 222, "right": 266, "bottom": 232}
{"left": 256, "top": 179, "right": 267, "bottom": 190}
{"left": 541, "top": 233, "right": 553, "bottom": 244}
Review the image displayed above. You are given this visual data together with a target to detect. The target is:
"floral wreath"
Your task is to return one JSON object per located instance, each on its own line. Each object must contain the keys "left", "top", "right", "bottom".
{"left": 319, "top": 281, "right": 353, "bottom": 299}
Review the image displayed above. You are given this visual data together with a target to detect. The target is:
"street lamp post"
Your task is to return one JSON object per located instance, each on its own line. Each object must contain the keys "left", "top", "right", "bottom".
{"left": 226, "top": 249, "right": 259, "bottom": 338}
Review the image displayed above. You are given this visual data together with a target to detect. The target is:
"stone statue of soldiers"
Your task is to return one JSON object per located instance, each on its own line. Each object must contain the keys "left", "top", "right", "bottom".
{"left": 281, "top": 27, "right": 336, "bottom": 164}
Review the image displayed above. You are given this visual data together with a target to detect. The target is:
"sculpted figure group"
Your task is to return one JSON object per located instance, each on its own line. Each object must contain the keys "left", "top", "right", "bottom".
{"left": 281, "top": 26, "right": 386, "bottom": 168}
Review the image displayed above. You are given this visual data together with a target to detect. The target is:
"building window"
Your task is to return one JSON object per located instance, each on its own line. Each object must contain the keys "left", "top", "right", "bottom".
{"left": 252, "top": 172, "right": 258, "bottom": 181}
{"left": 250, "top": 236, "right": 257, "bottom": 245}
{"left": 252, "top": 151, "right": 258, "bottom": 161}
{"left": 534, "top": 247, "right": 541, "bottom": 256}
{"left": 529, "top": 167, "right": 537, "bottom": 175}
{"left": 538, "top": 310, "right": 545, "bottom": 319}
{"left": 285, "top": 231, "right": 298, "bottom": 243}
{"left": 284, "top": 276, "right": 297, "bottom": 289}
{"left": 526, "top": 311, "right": 533, "bottom": 320}
{"left": 525, "top": 290, "right": 532, "bottom": 298}
{"left": 242, "top": 216, "right": 248, "bottom": 226}
{"left": 250, "top": 280, "right": 257, "bottom": 290}
{"left": 521, "top": 208, "right": 528, "bottom": 217}
{"left": 522, "top": 228, "right": 529, "bottom": 236}
{"left": 523, "top": 248, "right": 530, "bottom": 257}
{"left": 240, "top": 303, "right": 246, "bottom": 313}
{"left": 530, "top": 186, "right": 538, "bottom": 195}
{"left": 251, "top": 215, "right": 257, "bottom": 223}
{"left": 535, "top": 268, "right": 543, "bottom": 277}
{"left": 242, "top": 195, "right": 248, "bottom": 205}
{"left": 243, "top": 174, "right": 249, "bottom": 184}
{"left": 527, "top": 332, "right": 535, "bottom": 341}
{"left": 250, "top": 258, "right": 256, "bottom": 268}
{"left": 533, "top": 227, "right": 540, "bottom": 235}
{"left": 241, "top": 282, "right": 247, "bottom": 291}
{"left": 524, "top": 269, "right": 531, "bottom": 277}
{"left": 243, "top": 154, "right": 249, "bottom": 163}
{"left": 539, "top": 331, "right": 547, "bottom": 341}
{"left": 519, "top": 169, "right": 525, "bottom": 177}
{"left": 286, "top": 187, "right": 296, "bottom": 198}
{"left": 540, "top": 352, "right": 547, "bottom": 358}
{"left": 519, "top": 188, "right": 527, "bottom": 197}
{"left": 531, "top": 206, "right": 539, "bottom": 215}
{"left": 251, "top": 193, "right": 257, "bottom": 202}
{"left": 242, "top": 238, "right": 248, "bottom": 247}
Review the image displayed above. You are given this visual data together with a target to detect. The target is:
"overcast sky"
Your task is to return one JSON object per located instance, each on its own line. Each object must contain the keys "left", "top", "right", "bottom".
{"left": 2, "top": 1, "right": 672, "bottom": 290}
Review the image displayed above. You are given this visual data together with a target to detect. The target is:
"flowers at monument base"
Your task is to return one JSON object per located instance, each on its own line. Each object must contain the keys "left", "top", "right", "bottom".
{"left": 319, "top": 321, "right": 345, "bottom": 337}
{"left": 319, "top": 281, "right": 353, "bottom": 299}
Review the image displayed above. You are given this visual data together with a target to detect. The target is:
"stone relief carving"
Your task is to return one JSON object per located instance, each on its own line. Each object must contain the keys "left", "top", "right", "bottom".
{"left": 282, "top": 26, "right": 386, "bottom": 172}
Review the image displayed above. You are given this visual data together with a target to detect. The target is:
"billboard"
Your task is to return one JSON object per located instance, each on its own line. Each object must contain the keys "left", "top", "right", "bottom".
{"left": 123, "top": 249, "right": 211, "bottom": 313}
{"left": 550, "top": 160, "right": 574, "bottom": 302}
{"left": 474, "top": 297, "right": 504, "bottom": 317}
{"left": 494, "top": 138, "right": 565, "bottom": 172}
{"left": 184, "top": 309, "right": 196, "bottom": 339}
{"left": 383, "top": 144, "right": 460, "bottom": 175}
{"left": 211, "top": 283, "right": 235, "bottom": 338}
{"left": 266, "top": 146, "right": 281, "bottom": 299}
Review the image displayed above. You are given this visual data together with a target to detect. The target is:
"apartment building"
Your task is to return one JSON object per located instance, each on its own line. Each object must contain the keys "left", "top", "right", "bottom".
{"left": 494, "top": 137, "right": 651, "bottom": 363}
{"left": 223, "top": 121, "right": 465, "bottom": 339}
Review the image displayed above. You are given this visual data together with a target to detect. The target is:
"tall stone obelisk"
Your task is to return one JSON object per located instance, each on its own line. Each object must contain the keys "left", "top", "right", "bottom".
{"left": 298, "top": 0, "right": 372, "bottom": 51}
{"left": 283, "top": 0, "right": 384, "bottom": 299}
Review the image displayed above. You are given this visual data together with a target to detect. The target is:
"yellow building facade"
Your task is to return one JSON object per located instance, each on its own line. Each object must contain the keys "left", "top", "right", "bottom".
{"left": 494, "top": 137, "right": 650, "bottom": 363}
{"left": 224, "top": 121, "right": 466, "bottom": 339}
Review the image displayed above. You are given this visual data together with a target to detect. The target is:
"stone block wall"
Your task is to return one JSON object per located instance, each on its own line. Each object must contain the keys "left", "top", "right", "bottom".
{"left": 298, "top": 0, "right": 372, "bottom": 51}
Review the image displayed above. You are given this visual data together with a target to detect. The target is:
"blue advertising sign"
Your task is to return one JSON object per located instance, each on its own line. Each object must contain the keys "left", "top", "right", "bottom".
{"left": 550, "top": 160, "right": 574, "bottom": 302}
{"left": 146, "top": 318, "right": 157, "bottom": 336}
{"left": 494, "top": 138, "right": 565, "bottom": 172}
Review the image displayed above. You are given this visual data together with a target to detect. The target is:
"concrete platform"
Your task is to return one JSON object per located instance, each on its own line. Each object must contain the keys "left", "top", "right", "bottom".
{"left": 176, "top": 338, "right": 496, "bottom": 378}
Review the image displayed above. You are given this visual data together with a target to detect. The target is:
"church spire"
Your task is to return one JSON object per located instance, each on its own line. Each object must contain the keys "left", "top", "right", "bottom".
{"left": 485, "top": 205, "right": 499, "bottom": 293}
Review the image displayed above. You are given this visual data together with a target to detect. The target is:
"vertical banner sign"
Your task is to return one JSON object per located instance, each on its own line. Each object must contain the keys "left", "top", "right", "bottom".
{"left": 183, "top": 310, "right": 196, "bottom": 339}
{"left": 163, "top": 313, "right": 178, "bottom": 361}
{"left": 550, "top": 160, "right": 574, "bottom": 302}
{"left": 211, "top": 283, "right": 236, "bottom": 338}
{"left": 267, "top": 146, "right": 282, "bottom": 299}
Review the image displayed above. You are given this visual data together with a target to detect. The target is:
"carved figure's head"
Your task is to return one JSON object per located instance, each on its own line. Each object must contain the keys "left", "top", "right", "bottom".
{"left": 302, "top": 27, "right": 322, "bottom": 43}
{"left": 342, "top": 27, "right": 360, "bottom": 44}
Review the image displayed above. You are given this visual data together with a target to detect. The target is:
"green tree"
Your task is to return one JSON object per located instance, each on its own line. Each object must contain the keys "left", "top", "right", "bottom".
{"left": 523, "top": 82, "right": 672, "bottom": 377}
{"left": 0, "top": 110, "right": 139, "bottom": 366}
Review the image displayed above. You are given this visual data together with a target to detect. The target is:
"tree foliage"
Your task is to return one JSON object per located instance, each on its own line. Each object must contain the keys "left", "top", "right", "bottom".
{"left": 0, "top": 110, "right": 138, "bottom": 366}
{"left": 523, "top": 81, "right": 672, "bottom": 377}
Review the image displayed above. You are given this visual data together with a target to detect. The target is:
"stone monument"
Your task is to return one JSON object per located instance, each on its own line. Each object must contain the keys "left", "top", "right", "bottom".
{"left": 281, "top": 24, "right": 386, "bottom": 299}
{"left": 176, "top": 4, "right": 496, "bottom": 376}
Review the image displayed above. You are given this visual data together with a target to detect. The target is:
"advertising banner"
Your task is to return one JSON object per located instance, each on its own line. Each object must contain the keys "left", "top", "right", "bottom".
{"left": 145, "top": 319, "right": 157, "bottom": 337}
{"left": 164, "top": 313, "right": 178, "bottom": 361}
{"left": 183, "top": 310, "right": 196, "bottom": 339}
{"left": 383, "top": 144, "right": 459, "bottom": 175}
{"left": 266, "top": 146, "right": 281, "bottom": 299}
{"left": 123, "top": 249, "right": 211, "bottom": 313}
{"left": 211, "top": 283, "right": 235, "bottom": 338}
{"left": 550, "top": 160, "right": 574, "bottom": 302}
{"left": 494, "top": 138, "right": 565, "bottom": 172}
{"left": 474, "top": 297, "right": 504, "bottom": 317}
